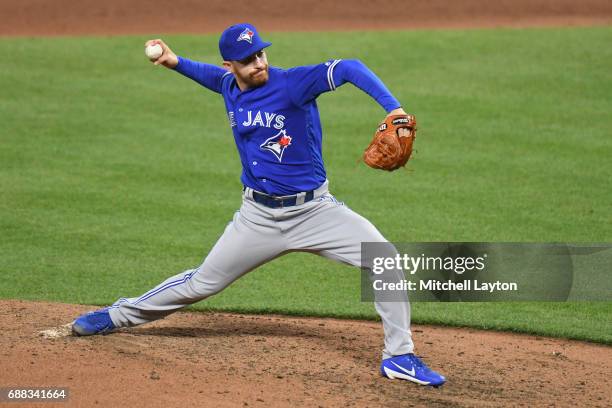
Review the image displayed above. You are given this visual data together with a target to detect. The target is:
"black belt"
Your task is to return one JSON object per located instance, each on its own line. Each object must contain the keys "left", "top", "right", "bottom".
{"left": 248, "top": 188, "right": 315, "bottom": 208}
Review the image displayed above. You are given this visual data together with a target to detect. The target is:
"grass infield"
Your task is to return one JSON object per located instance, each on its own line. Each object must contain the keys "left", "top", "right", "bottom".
{"left": 1, "top": 27, "right": 611, "bottom": 343}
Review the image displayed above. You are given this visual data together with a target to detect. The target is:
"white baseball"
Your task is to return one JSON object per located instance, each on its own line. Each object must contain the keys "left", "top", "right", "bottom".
{"left": 145, "top": 44, "right": 163, "bottom": 60}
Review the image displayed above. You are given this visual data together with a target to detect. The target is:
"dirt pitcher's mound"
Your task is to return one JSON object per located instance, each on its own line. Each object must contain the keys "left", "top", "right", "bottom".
{"left": 0, "top": 300, "right": 610, "bottom": 407}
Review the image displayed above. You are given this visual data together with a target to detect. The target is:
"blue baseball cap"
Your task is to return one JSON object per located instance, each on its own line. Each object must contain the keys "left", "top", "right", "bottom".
{"left": 219, "top": 23, "right": 272, "bottom": 61}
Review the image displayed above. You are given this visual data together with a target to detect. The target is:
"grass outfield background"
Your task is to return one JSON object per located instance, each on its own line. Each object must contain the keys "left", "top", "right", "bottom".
{"left": 1, "top": 27, "right": 611, "bottom": 343}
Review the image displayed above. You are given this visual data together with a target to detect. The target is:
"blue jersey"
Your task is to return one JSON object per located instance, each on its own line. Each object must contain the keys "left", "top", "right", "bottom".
{"left": 175, "top": 57, "right": 401, "bottom": 195}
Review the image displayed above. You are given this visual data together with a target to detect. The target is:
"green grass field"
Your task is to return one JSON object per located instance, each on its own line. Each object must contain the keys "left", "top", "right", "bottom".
{"left": 1, "top": 27, "right": 611, "bottom": 343}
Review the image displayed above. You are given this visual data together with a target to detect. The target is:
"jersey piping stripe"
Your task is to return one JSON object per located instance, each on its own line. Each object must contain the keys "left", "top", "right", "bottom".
{"left": 327, "top": 59, "right": 342, "bottom": 91}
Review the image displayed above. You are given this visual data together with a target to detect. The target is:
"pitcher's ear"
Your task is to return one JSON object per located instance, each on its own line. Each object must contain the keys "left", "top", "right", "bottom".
{"left": 222, "top": 61, "right": 234, "bottom": 73}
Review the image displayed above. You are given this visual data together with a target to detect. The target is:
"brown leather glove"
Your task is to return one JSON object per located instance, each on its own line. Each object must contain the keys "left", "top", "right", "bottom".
{"left": 363, "top": 114, "right": 417, "bottom": 171}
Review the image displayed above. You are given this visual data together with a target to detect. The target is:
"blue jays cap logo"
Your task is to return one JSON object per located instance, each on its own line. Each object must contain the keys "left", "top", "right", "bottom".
{"left": 260, "top": 129, "right": 292, "bottom": 162}
{"left": 237, "top": 28, "right": 254, "bottom": 44}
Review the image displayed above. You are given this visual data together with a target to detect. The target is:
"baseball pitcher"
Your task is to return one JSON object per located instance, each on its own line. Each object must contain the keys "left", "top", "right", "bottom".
{"left": 72, "top": 23, "right": 445, "bottom": 387}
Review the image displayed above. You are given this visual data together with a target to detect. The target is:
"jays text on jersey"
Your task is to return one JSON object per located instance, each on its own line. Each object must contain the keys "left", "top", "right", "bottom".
{"left": 174, "top": 57, "right": 401, "bottom": 195}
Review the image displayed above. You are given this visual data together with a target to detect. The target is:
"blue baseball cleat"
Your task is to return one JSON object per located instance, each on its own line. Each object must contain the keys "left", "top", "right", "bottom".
{"left": 72, "top": 308, "right": 116, "bottom": 336}
{"left": 381, "top": 353, "right": 446, "bottom": 387}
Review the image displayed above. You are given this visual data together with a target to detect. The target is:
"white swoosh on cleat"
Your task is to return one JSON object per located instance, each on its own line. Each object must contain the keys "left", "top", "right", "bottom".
{"left": 391, "top": 361, "right": 415, "bottom": 376}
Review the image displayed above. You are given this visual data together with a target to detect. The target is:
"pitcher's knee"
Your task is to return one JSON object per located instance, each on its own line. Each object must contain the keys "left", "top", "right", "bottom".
{"left": 186, "top": 280, "right": 224, "bottom": 299}
{"left": 187, "top": 270, "right": 232, "bottom": 299}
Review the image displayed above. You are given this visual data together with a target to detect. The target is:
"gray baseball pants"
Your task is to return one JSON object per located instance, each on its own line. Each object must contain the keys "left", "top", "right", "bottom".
{"left": 108, "top": 181, "right": 414, "bottom": 358}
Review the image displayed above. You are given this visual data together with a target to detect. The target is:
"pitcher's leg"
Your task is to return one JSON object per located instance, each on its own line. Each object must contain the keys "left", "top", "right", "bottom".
{"left": 373, "top": 286, "right": 414, "bottom": 358}
{"left": 109, "top": 207, "right": 285, "bottom": 327}
{"left": 287, "top": 198, "right": 414, "bottom": 358}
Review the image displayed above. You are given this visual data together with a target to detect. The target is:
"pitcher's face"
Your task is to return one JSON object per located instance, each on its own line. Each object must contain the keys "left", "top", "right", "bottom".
{"left": 225, "top": 50, "right": 269, "bottom": 90}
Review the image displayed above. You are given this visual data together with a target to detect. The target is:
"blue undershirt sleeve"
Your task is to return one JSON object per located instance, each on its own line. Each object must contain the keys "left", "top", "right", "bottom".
{"left": 287, "top": 59, "right": 401, "bottom": 112}
{"left": 173, "top": 56, "right": 230, "bottom": 94}
{"left": 331, "top": 59, "right": 401, "bottom": 112}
